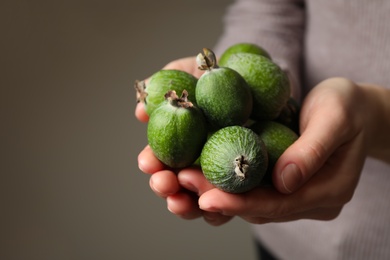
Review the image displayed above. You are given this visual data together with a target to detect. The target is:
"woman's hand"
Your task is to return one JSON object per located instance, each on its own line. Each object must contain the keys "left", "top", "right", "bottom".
{"left": 195, "top": 77, "right": 390, "bottom": 224}
{"left": 194, "top": 78, "right": 365, "bottom": 223}
{"left": 136, "top": 57, "right": 233, "bottom": 225}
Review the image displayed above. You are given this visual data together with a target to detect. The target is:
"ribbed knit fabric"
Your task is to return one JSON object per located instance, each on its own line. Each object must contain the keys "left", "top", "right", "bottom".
{"left": 214, "top": 1, "right": 390, "bottom": 259}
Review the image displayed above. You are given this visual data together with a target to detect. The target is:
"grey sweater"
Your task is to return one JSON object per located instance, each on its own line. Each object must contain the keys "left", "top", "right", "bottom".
{"left": 214, "top": 1, "right": 390, "bottom": 259}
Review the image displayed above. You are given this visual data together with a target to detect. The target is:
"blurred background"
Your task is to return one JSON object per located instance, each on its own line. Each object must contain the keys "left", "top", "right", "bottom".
{"left": 1, "top": 0, "right": 258, "bottom": 259}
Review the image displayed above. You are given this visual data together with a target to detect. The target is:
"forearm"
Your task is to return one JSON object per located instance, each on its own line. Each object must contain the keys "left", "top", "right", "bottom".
{"left": 360, "top": 83, "right": 390, "bottom": 163}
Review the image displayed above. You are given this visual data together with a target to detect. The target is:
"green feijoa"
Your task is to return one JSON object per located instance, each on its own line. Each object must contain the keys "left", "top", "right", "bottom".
{"left": 250, "top": 121, "right": 298, "bottom": 183}
{"left": 224, "top": 53, "right": 290, "bottom": 120}
{"left": 147, "top": 90, "right": 207, "bottom": 168}
{"left": 135, "top": 69, "right": 197, "bottom": 116}
{"left": 275, "top": 97, "right": 301, "bottom": 135}
{"left": 218, "top": 42, "right": 271, "bottom": 67}
{"left": 200, "top": 126, "right": 268, "bottom": 193}
{"left": 195, "top": 48, "right": 252, "bottom": 129}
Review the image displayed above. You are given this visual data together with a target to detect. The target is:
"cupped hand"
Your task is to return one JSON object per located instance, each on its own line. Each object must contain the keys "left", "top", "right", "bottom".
{"left": 136, "top": 56, "right": 232, "bottom": 225}
{"left": 197, "top": 77, "right": 369, "bottom": 223}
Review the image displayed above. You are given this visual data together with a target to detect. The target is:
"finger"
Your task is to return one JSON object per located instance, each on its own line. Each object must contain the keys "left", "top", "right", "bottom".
{"left": 177, "top": 167, "right": 216, "bottom": 195}
{"left": 198, "top": 185, "right": 326, "bottom": 218}
{"left": 199, "top": 186, "right": 287, "bottom": 217}
{"left": 199, "top": 173, "right": 348, "bottom": 218}
{"left": 166, "top": 192, "right": 203, "bottom": 220}
{"left": 135, "top": 102, "right": 149, "bottom": 123}
{"left": 149, "top": 170, "right": 181, "bottom": 198}
{"left": 273, "top": 89, "right": 354, "bottom": 194}
{"left": 240, "top": 206, "right": 343, "bottom": 224}
{"left": 177, "top": 168, "right": 233, "bottom": 226}
{"left": 138, "top": 145, "right": 165, "bottom": 174}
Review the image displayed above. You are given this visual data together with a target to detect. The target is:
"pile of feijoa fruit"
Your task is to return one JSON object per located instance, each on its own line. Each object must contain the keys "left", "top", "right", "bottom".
{"left": 135, "top": 43, "right": 300, "bottom": 193}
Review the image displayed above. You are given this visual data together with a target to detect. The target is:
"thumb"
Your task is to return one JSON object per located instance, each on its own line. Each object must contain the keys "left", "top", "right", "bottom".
{"left": 272, "top": 116, "right": 345, "bottom": 194}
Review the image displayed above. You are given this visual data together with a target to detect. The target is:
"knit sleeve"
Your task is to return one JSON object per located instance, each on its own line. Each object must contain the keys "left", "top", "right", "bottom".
{"left": 214, "top": 0, "right": 306, "bottom": 100}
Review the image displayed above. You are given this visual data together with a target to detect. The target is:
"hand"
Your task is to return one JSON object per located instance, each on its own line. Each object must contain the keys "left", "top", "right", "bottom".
{"left": 136, "top": 57, "right": 233, "bottom": 225}
{"left": 195, "top": 78, "right": 377, "bottom": 224}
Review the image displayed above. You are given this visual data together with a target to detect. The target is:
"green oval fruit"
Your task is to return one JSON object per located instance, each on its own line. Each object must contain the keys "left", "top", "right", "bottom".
{"left": 147, "top": 90, "right": 207, "bottom": 168}
{"left": 224, "top": 53, "right": 290, "bottom": 120}
{"left": 218, "top": 42, "right": 271, "bottom": 67}
{"left": 200, "top": 126, "right": 268, "bottom": 193}
{"left": 135, "top": 69, "right": 198, "bottom": 116}
{"left": 195, "top": 48, "right": 253, "bottom": 129}
{"left": 250, "top": 121, "right": 298, "bottom": 180}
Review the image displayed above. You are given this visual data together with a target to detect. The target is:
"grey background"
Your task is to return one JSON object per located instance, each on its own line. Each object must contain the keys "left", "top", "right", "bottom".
{"left": 1, "top": 1, "right": 258, "bottom": 259}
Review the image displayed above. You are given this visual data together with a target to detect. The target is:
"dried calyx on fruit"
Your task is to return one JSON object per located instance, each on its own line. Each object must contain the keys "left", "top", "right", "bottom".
{"left": 164, "top": 90, "right": 192, "bottom": 108}
{"left": 196, "top": 48, "right": 219, "bottom": 70}
{"left": 134, "top": 69, "right": 197, "bottom": 116}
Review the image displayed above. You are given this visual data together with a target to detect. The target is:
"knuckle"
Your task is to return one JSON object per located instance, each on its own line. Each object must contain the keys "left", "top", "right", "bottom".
{"left": 300, "top": 139, "right": 327, "bottom": 174}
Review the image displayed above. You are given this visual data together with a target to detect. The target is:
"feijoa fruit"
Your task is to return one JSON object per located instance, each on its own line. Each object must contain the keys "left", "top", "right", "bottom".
{"left": 147, "top": 90, "right": 207, "bottom": 168}
{"left": 224, "top": 53, "right": 290, "bottom": 120}
{"left": 218, "top": 42, "right": 271, "bottom": 67}
{"left": 200, "top": 126, "right": 268, "bottom": 193}
{"left": 250, "top": 121, "right": 298, "bottom": 178}
{"left": 135, "top": 69, "right": 197, "bottom": 116}
{"left": 195, "top": 48, "right": 253, "bottom": 129}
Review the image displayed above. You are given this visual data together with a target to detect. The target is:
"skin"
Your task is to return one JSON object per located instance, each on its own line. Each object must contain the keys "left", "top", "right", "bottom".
{"left": 136, "top": 57, "right": 390, "bottom": 226}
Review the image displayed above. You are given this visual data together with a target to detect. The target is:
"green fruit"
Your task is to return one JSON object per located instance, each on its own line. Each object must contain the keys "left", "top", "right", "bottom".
{"left": 195, "top": 48, "right": 253, "bottom": 129}
{"left": 250, "top": 121, "right": 298, "bottom": 177}
{"left": 218, "top": 42, "right": 271, "bottom": 67}
{"left": 147, "top": 90, "right": 207, "bottom": 168}
{"left": 275, "top": 97, "right": 301, "bottom": 134}
{"left": 135, "top": 69, "right": 198, "bottom": 116}
{"left": 200, "top": 126, "right": 268, "bottom": 193}
{"left": 224, "top": 53, "right": 290, "bottom": 120}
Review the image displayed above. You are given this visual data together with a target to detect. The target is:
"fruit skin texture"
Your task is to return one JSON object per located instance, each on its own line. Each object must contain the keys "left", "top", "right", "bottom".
{"left": 218, "top": 42, "right": 271, "bottom": 67}
{"left": 195, "top": 67, "right": 253, "bottom": 129}
{"left": 200, "top": 126, "right": 268, "bottom": 193}
{"left": 147, "top": 94, "right": 207, "bottom": 168}
{"left": 136, "top": 69, "right": 198, "bottom": 116}
{"left": 224, "top": 53, "right": 290, "bottom": 120}
{"left": 250, "top": 121, "right": 298, "bottom": 176}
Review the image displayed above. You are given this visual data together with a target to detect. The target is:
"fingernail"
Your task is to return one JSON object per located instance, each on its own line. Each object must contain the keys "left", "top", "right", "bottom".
{"left": 281, "top": 164, "right": 303, "bottom": 193}
{"left": 149, "top": 177, "right": 163, "bottom": 196}
{"left": 138, "top": 157, "right": 147, "bottom": 173}
{"left": 149, "top": 177, "right": 158, "bottom": 192}
{"left": 199, "top": 201, "right": 221, "bottom": 213}
{"left": 203, "top": 212, "right": 219, "bottom": 224}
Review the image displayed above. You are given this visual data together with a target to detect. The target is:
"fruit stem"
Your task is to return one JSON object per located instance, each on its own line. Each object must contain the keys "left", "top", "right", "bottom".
{"left": 234, "top": 155, "right": 249, "bottom": 180}
{"left": 134, "top": 80, "right": 148, "bottom": 103}
{"left": 196, "top": 48, "right": 219, "bottom": 71}
{"left": 165, "top": 90, "right": 193, "bottom": 108}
